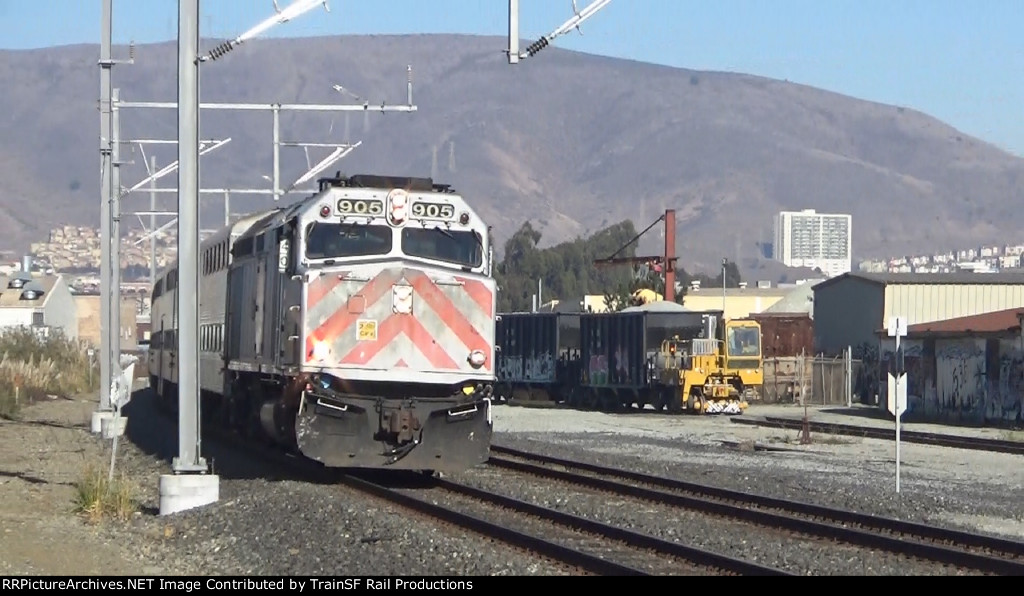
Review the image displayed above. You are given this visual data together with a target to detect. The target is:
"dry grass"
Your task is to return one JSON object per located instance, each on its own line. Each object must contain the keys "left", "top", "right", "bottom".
{"left": 73, "top": 464, "right": 138, "bottom": 523}
{"left": 0, "top": 326, "right": 98, "bottom": 419}
{"left": 767, "top": 432, "right": 859, "bottom": 446}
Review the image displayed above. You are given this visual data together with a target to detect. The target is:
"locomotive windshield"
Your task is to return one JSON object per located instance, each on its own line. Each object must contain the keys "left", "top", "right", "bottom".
{"left": 402, "top": 227, "right": 483, "bottom": 268}
{"left": 305, "top": 223, "right": 393, "bottom": 259}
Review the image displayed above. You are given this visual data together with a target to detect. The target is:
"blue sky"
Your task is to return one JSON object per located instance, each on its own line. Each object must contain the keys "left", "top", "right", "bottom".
{"left": 2, "top": 0, "right": 1023, "bottom": 156}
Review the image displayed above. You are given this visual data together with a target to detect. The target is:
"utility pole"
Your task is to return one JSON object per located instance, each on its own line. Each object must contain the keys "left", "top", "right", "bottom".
{"left": 722, "top": 258, "right": 727, "bottom": 317}
{"left": 92, "top": 0, "right": 114, "bottom": 434}
{"left": 664, "top": 209, "right": 675, "bottom": 303}
{"left": 112, "top": 87, "right": 122, "bottom": 366}
{"left": 158, "top": 0, "right": 219, "bottom": 516}
{"left": 93, "top": 0, "right": 134, "bottom": 436}
{"left": 150, "top": 156, "right": 158, "bottom": 288}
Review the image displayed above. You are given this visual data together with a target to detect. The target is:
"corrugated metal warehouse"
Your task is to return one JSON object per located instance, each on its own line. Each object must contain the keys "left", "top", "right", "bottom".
{"left": 813, "top": 272, "right": 1024, "bottom": 356}
{"left": 873, "top": 308, "right": 1023, "bottom": 426}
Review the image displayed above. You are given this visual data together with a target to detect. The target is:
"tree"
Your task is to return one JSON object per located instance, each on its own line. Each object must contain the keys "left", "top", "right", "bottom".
{"left": 493, "top": 219, "right": 743, "bottom": 312}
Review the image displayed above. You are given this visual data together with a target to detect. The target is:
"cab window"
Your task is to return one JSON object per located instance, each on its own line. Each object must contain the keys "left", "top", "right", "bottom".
{"left": 401, "top": 228, "right": 482, "bottom": 268}
{"left": 727, "top": 326, "right": 760, "bottom": 356}
{"left": 305, "top": 223, "right": 392, "bottom": 259}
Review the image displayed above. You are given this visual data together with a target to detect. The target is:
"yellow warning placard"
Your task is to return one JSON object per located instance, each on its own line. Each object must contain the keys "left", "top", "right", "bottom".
{"left": 356, "top": 319, "right": 378, "bottom": 341}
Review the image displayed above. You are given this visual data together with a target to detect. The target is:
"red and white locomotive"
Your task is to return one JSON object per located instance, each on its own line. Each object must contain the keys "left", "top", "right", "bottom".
{"left": 149, "top": 174, "right": 496, "bottom": 471}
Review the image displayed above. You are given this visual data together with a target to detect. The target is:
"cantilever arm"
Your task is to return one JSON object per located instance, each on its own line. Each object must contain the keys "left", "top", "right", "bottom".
{"left": 520, "top": 0, "right": 613, "bottom": 59}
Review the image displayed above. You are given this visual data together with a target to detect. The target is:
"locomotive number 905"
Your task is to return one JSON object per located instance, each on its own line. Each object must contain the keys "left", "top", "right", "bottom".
{"left": 411, "top": 201, "right": 455, "bottom": 220}
{"left": 337, "top": 199, "right": 384, "bottom": 216}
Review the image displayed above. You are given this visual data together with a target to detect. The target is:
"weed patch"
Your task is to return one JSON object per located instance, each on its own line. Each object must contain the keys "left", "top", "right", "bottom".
{"left": 0, "top": 326, "right": 99, "bottom": 418}
{"left": 73, "top": 464, "right": 138, "bottom": 523}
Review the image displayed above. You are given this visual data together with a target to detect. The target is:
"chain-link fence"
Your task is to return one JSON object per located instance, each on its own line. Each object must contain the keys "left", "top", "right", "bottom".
{"left": 761, "top": 349, "right": 860, "bottom": 406}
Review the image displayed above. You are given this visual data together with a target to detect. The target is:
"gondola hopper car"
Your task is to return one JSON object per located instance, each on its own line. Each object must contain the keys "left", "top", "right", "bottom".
{"left": 493, "top": 311, "right": 581, "bottom": 403}
{"left": 577, "top": 306, "right": 762, "bottom": 414}
{"left": 149, "top": 174, "right": 496, "bottom": 472}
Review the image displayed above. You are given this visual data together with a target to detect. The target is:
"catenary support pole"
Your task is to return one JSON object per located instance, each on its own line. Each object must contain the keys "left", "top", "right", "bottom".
{"left": 150, "top": 156, "right": 158, "bottom": 288}
{"left": 112, "top": 87, "right": 122, "bottom": 374}
{"left": 159, "top": 0, "right": 219, "bottom": 515}
{"left": 272, "top": 105, "right": 280, "bottom": 200}
{"left": 93, "top": 0, "right": 115, "bottom": 434}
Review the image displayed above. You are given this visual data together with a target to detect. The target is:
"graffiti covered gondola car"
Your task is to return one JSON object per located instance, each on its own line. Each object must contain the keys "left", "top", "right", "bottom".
{"left": 494, "top": 312, "right": 580, "bottom": 402}
{"left": 572, "top": 309, "right": 717, "bottom": 411}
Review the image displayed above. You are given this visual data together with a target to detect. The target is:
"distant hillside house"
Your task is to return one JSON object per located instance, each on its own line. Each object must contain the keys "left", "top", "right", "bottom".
{"left": 0, "top": 273, "right": 77, "bottom": 340}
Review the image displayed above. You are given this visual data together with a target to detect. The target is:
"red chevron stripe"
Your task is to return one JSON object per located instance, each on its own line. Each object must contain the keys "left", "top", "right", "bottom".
{"left": 306, "top": 271, "right": 345, "bottom": 311}
{"left": 340, "top": 314, "right": 460, "bottom": 369}
{"left": 407, "top": 271, "right": 491, "bottom": 367}
{"left": 456, "top": 277, "right": 494, "bottom": 315}
{"left": 305, "top": 268, "right": 402, "bottom": 360}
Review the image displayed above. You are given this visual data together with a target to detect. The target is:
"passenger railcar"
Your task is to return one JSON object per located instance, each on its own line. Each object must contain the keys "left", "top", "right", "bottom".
{"left": 149, "top": 174, "right": 496, "bottom": 471}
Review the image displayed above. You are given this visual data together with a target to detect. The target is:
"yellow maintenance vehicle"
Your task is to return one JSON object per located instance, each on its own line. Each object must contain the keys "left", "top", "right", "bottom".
{"left": 651, "top": 316, "right": 763, "bottom": 414}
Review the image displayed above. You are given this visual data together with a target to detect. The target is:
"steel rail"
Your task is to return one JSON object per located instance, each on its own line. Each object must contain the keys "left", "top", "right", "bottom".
{"left": 489, "top": 445, "right": 1024, "bottom": 575}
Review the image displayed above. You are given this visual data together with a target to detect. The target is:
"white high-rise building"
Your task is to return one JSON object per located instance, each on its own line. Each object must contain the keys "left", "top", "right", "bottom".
{"left": 773, "top": 209, "right": 852, "bottom": 277}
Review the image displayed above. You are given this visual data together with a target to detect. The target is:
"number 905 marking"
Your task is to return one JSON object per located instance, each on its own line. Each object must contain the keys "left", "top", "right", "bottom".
{"left": 411, "top": 202, "right": 455, "bottom": 220}
{"left": 337, "top": 199, "right": 384, "bottom": 215}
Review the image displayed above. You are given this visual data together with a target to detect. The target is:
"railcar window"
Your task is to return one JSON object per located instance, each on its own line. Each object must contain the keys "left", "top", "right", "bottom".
{"left": 401, "top": 228, "right": 482, "bottom": 268}
{"left": 305, "top": 223, "right": 393, "bottom": 259}
{"left": 727, "top": 326, "right": 761, "bottom": 357}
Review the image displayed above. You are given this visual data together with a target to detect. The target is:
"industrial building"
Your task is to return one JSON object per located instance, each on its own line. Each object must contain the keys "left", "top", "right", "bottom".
{"left": 773, "top": 209, "right": 852, "bottom": 277}
{"left": 813, "top": 272, "right": 1024, "bottom": 356}
{"left": 874, "top": 308, "right": 1023, "bottom": 426}
{"left": 0, "top": 273, "right": 78, "bottom": 340}
{"left": 73, "top": 294, "right": 139, "bottom": 351}
{"left": 682, "top": 285, "right": 790, "bottom": 320}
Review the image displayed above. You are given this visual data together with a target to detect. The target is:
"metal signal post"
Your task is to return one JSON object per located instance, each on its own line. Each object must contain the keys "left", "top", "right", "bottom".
{"left": 887, "top": 316, "right": 908, "bottom": 494}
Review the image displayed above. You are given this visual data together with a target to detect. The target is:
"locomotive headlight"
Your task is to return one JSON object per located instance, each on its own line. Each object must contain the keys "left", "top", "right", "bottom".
{"left": 468, "top": 350, "right": 487, "bottom": 368}
{"left": 392, "top": 284, "right": 413, "bottom": 314}
{"left": 390, "top": 205, "right": 407, "bottom": 225}
{"left": 312, "top": 340, "right": 332, "bottom": 362}
{"left": 388, "top": 189, "right": 408, "bottom": 225}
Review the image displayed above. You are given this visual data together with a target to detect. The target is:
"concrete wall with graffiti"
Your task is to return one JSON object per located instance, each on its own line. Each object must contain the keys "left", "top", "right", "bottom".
{"left": 877, "top": 334, "right": 1023, "bottom": 426}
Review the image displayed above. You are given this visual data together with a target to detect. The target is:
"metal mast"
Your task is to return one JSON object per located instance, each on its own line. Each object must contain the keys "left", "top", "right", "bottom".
{"left": 174, "top": 0, "right": 205, "bottom": 476}
{"left": 95, "top": 0, "right": 114, "bottom": 426}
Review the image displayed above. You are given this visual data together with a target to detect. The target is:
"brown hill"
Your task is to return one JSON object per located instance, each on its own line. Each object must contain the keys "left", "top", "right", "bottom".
{"left": 2, "top": 34, "right": 1023, "bottom": 279}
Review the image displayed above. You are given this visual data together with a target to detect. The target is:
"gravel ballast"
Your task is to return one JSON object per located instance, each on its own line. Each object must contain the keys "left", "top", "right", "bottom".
{"left": 3, "top": 391, "right": 1021, "bottom": 576}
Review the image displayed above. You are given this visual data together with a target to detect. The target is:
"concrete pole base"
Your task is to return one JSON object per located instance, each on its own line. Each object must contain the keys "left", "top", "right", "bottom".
{"left": 90, "top": 410, "right": 115, "bottom": 434}
{"left": 159, "top": 474, "right": 220, "bottom": 515}
{"left": 100, "top": 416, "right": 127, "bottom": 439}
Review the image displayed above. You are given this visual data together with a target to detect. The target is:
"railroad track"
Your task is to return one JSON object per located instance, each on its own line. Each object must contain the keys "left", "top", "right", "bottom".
{"left": 488, "top": 444, "right": 1024, "bottom": 575}
{"left": 145, "top": 390, "right": 784, "bottom": 575}
{"left": 344, "top": 472, "right": 790, "bottom": 576}
{"left": 731, "top": 416, "right": 1024, "bottom": 456}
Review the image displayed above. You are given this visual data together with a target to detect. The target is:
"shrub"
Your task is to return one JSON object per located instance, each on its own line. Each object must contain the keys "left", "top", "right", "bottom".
{"left": 74, "top": 464, "right": 138, "bottom": 523}
{"left": 0, "top": 326, "right": 99, "bottom": 418}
